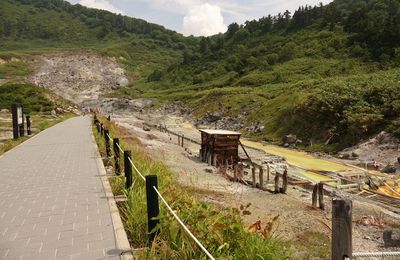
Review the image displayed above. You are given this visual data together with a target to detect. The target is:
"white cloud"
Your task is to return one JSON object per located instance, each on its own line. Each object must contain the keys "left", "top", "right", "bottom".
{"left": 183, "top": 3, "right": 227, "bottom": 36}
{"left": 79, "top": 0, "right": 123, "bottom": 14}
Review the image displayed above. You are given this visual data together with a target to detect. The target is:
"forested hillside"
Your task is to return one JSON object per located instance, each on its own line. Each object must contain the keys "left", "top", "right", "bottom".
{"left": 135, "top": 0, "right": 400, "bottom": 150}
{"left": 0, "top": 0, "right": 197, "bottom": 76}
{"left": 1, "top": 0, "right": 400, "bottom": 150}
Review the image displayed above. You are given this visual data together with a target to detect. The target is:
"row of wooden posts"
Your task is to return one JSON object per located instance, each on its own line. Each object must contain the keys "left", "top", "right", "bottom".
{"left": 98, "top": 117, "right": 357, "bottom": 259}
{"left": 159, "top": 124, "right": 201, "bottom": 145}
{"left": 94, "top": 117, "right": 160, "bottom": 243}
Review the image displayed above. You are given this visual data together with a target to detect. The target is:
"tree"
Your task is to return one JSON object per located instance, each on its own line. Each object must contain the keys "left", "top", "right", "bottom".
{"left": 226, "top": 23, "right": 239, "bottom": 38}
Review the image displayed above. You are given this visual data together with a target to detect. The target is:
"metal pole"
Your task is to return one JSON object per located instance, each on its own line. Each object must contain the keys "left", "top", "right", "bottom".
{"left": 113, "top": 138, "right": 120, "bottom": 175}
{"left": 145, "top": 175, "right": 160, "bottom": 244}
{"left": 124, "top": 151, "right": 132, "bottom": 189}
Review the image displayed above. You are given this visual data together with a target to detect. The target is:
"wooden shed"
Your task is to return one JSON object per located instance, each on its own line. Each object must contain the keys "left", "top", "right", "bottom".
{"left": 199, "top": 129, "right": 241, "bottom": 166}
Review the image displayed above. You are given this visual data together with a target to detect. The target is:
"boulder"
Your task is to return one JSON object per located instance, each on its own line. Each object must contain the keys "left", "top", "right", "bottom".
{"left": 142, "top": 126, "right": 151, "bottom": 132}
{"left": 283, "top": 134, "right": 297, "bottom": 145}
{"left": 205, "top": 111, "right": 221, "bottom": 123}
{"left": 339, "top": 153, "right": 351, "bottom": 160}
{"left": 382, "top": 164, "right": 396, "bottom": 174}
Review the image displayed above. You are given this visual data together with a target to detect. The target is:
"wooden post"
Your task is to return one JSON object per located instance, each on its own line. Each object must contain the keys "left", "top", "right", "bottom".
{"left": 233, "top": 165, "right": 238, "bottom": 181}
{"left": 104, "top": 129, "right": 111, "bottom": 157}
{"left": 26, "top": 115, "right": 31, "bottom": 135}
{"left": 312, "top": 184, "right": 318, "bottom": 207}
{"left": 124, "top": 151, "right": 132, "bottom": 189}
{"left": 318, "top": 183, "right": 325, "bottom": 210}
{"left": 207, "top": 152, "right": 212, "bottom": 166}
{"left": 145, "top": 175, "right": 160, "bottom": 244}
{"left": 274, "top": 173, "right": 280, "bottom": 193}
{"left": 113, "top": 138, "right": 120, "bottom": 175}
{"left": 181, "top": 135, "right": 184, "bottom": 147}
{"left": 332, "top": 199, "right": 352, "bottom": 260}
{"left": 281, "top": 169, "right": 288, "bottom": 194}
{"left": 259, "top": 167, "right": 264, "bottom": 189}
{"left": 267, "top": 164, "right": 270, "bottom": 181}
{"left": 11, "top": 103, "right": 21, "bottom": 139}
{"left": 252, "top": 167, "right": 256, "bottom": 187}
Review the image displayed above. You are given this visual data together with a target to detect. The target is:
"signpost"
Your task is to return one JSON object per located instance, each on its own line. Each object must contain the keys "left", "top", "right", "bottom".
{"left": 11, "top": 103, "right": 24, "bottom": 139}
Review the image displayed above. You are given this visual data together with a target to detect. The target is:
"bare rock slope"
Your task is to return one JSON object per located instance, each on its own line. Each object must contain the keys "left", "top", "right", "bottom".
{"left": 28, "top": 53, "right": 129, "bottom": 103}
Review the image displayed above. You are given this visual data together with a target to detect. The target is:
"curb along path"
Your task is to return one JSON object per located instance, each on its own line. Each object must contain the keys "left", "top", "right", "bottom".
{"left": 0, "top": 116, "right": 125, "bottom": 260}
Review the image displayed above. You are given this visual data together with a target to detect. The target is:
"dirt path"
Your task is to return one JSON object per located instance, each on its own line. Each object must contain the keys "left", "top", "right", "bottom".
{"left": 110, "top": 111, "right": 400, "bottom": 258}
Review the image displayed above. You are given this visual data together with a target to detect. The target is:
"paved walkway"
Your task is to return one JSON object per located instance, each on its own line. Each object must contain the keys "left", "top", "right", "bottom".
{"left": 0, "top": 116, "right": 120, "bottom": 260}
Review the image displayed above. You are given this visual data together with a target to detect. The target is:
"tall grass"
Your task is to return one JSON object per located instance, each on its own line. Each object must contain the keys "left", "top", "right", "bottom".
{"left": 94, "top": 116, "right": 290, "bottom": 259}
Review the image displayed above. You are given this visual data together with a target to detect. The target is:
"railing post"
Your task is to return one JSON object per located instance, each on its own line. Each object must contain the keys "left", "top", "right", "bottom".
{"left": 318, "top": 183, "right": 325, "bottom": 210}
{"left": 113, "top": 138, "right": 120, "bottom": 175}
{"left": 26, "top": 115, "right": 31, "bottom": 135}
{"left": 145, "top": 175, "right": 160, "bottom": 244}
{"left": 312, "top": 184, "right": 318, "bottom": 207}
{"left": 281, "top": 169, "right": 288, "bottom": 194}
{"left": 274, "top": 172, "right": 280, "bottom": 193}
{"left": 252, "top": 167, "right": 256, "bottom": 187}
{"left": 332, "top": 199, "right": 352, "bottom": 260}
{"left": 104, "top": 129, "right": 111, "bottom": 157}
{"left": 259, "top": 167, "right": 264, "bottom": 189}
{"left": 178, "top": 135, "right": 180, "bottom": 146}
{"left": 181, "top": 135, "right": 184, "bottom": 147}
{"left": 124, "top": 151, "right": 132, "bottom": 189}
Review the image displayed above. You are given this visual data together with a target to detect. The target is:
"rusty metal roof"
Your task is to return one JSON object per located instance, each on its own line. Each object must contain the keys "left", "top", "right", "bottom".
{"left": 199, "top": 129, "right": 241, "bottom": 135}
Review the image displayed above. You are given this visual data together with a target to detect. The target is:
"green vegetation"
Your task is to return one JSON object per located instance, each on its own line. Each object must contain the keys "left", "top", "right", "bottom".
{"left": 1, "top": 0, "right": 400, "bottom": 151}
{"left": 0, "top": 0, "right": 197, "bottom": 76}
{"left": 131, "top": 0, "right": 400, "bottom": 150}
{"left": 0, "top": 61, "right": 31, "bottom": 79}
{"left": 94, "top": 118, "right": 290, "bottom": 259}
{"left": 0, "top": 83, "right": 54, "bottom": 113}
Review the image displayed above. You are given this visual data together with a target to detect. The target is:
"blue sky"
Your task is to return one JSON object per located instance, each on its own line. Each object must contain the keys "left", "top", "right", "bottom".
{"left": 66, "top": 0, "right": 333, "bottom": 36}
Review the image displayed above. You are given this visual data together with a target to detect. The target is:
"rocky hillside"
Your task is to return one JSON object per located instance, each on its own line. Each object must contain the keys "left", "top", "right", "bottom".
{"left": 27, "top": 52, "right": 129, "bottom": 103}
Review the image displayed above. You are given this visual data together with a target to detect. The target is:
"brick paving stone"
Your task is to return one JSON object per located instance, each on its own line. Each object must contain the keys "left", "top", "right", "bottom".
{"left": 0, "top": 117, "right": 119, "bottom": 259}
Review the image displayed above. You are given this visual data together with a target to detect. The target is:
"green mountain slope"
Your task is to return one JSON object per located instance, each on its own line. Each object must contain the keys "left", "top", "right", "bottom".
{"left": 1, "top": 0, "right": 399, "bottom": 151}
{"left": 0, "top": 0, "right": 197, "bottom": 76}
{"left": 132, "top": 0, "right": 400, "bottom": 150}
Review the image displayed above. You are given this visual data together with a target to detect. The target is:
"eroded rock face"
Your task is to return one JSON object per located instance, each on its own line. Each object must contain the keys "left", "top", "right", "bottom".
{"left": 340, "top": 131, "right": 400, "bottom": 173}
{"left": 27, "top": 53, "right": 129, "bottom": 104}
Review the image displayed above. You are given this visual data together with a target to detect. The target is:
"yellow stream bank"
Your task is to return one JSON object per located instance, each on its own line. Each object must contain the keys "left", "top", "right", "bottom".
{"left": 242, "top": 140, "right": 360, "bottom": 184}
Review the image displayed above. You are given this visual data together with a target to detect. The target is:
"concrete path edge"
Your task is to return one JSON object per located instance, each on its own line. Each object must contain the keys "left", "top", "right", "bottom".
{"left": 90, "top": 125, "right": 133, "bottom": 260}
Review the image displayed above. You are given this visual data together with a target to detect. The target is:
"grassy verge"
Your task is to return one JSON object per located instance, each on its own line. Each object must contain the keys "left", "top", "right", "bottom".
{"left": 0, "top": 113, "right": 75, "bottom": 156}
{"left": 93, "top": 116, "right": 290, "bottom": 259}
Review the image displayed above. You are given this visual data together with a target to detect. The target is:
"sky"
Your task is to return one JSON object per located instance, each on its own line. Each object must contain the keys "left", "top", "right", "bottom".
{"left": 66, "top": 0, "right": 333, "bottom": 36}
